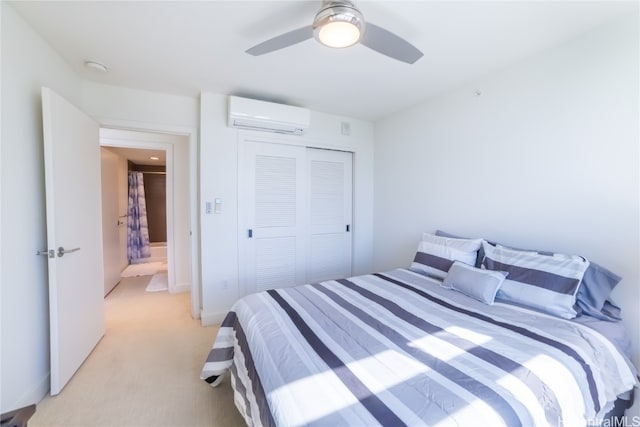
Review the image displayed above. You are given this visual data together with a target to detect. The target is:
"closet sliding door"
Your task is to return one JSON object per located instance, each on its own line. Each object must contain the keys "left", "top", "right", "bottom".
{"left": 307, "top": 148, "right": 352, "bottom": 283}
{"left": 240, "top": 140, "right": 353, "bottom": 296}
{"left": 240, "top": 141, "right": 307, "bottom": 294}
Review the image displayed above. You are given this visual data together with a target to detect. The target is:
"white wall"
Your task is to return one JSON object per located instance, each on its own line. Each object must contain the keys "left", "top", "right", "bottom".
{"left": 374, "top": 14, "right": 639, "bottom": 374}
{"left": 82, "top": 82, "right": 198, "bottom": 130}
{"left": 0, "top": 2, "right": 83, "bottom": 412}
{"left": 81, "top": 83, "right": 199, "bottom": 309}
{"left": 199, "top": 93, "right": 375, "bottom": 323}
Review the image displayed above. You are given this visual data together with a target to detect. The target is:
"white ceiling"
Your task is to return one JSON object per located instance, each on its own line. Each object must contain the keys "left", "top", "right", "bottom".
{"left": 103, "top": 146, "right": 167, "bottom": 166}
{"left": 10, "top": 1, "right": 634, "bottom": 121}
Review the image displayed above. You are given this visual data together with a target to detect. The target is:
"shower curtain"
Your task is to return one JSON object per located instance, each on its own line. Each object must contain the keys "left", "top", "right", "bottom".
{"left": 127, "top": 171, "right": 151, "bottom": 263}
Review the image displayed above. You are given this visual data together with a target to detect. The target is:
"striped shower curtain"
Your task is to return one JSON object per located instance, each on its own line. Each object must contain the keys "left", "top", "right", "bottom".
{"left": 127, "top": 172, "right": 151, "bottom": 263}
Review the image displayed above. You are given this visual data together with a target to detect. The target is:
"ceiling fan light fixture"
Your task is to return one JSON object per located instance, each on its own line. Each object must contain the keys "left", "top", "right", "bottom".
{"left": 318, "top": 21, "right": 361, "bottom": 48}
{"left": 245, "top": 0, "right": 422, "bottom": 64}
{"left": 313, "top": 1, "right": 364, "bottom": 49}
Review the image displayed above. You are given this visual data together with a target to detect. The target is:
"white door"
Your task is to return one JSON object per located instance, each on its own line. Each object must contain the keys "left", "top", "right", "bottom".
{"left": 307, "top": 149, "right": 353, "bottom": 282}
{"left": 240, "top": 141, "right": 307, "bottom": 294}
{"left": 239, "top": 139, "right": 354, "bottom": 295}
{"left": 100, "top": 148, "right": 121, "bottom": 296}
{"left": 41, "top": 87, "right": 105, "bottom": 395}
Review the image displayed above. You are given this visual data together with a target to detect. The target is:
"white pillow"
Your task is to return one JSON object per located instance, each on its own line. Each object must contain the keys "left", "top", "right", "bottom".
{"left": 482, "top": 241, "right": 589, "bottom": 319}
{"left": 410, "top": 233, "right": 482, "bottom": 279}
{"left": 442, "top": 261, "right": 507, "bottom": 305}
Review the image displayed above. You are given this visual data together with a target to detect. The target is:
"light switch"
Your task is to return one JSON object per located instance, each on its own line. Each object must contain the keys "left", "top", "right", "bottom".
{"left": 214, "top": 198, "right": 222, "bottom": 214}
{"left": 341, "top": 121, "right": 351, "bottom": 136}
{"left": 205, "top": 201, "right": 213, "bottom": 214}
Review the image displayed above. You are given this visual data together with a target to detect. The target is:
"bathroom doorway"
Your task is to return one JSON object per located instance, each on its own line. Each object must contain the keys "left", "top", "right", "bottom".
{"left": 99, "top": 128, "right": 191, "bottom": 297}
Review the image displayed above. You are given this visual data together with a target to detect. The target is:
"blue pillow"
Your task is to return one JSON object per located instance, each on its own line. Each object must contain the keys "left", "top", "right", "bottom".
{"left": 575, "top": 261, "right": 622, "bottom": 321}
{"left": 482, "top": 242, "right": 589, "bottom": 319}
{"left": 442, "top": 261, "right": 507, "bottom": 305}
{"left": 601, "top": 300, "right": 622, "bottom": 320}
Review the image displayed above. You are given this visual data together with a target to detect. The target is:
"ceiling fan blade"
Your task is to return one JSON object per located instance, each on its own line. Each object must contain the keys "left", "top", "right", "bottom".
{"left": 246, "top": 26, "right": 314, "bottom": 56}
{"left": 361, "top": 22, "right": 423, "bottom": 64}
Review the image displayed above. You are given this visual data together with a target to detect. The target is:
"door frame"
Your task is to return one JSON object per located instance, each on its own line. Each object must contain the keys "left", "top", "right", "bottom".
{"left": 100, "top": 133, "right": 176, "bottom": 291}
{"left": 98, "top": 118, "right": 200, "bottom": 319}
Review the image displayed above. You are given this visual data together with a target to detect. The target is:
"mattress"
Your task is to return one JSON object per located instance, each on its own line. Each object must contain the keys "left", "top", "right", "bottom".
{"left": 202, "top": 269, "right": 638, "bottom": 426}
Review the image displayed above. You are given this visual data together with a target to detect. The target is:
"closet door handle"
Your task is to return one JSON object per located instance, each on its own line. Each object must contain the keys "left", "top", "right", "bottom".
{"left": 346, "top": 224, "right": 350, "bottom": 232}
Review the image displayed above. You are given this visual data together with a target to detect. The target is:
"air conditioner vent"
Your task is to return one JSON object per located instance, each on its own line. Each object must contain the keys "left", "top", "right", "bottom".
{"left": 228, "top": 96, "right": 310, "bottom": 135}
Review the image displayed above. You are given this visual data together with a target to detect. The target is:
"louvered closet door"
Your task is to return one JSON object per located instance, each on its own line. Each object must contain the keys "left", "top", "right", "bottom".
{"left": 241, "top": 141, "right": 307, "bottom": 294}
{"left": 307, "top": 149, "right": 353, "bottom": 283}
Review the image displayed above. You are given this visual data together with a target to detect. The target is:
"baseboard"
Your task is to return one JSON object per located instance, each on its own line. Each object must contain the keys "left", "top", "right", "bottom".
{"left": 200, "top": 310, "right": 227, "bottom": 326}
{"left": 2, "top": 372, "right": 49, "bottom": 413}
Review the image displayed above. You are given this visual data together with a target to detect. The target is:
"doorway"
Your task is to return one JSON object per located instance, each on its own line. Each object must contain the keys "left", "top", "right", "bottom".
{"left": 99, "top": 128, "right": 191, "bottom": 298}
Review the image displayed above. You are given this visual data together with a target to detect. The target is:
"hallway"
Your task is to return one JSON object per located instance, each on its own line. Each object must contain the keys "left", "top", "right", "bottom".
{"left": 30, "top": 276, "right": 243, "bottom": 426}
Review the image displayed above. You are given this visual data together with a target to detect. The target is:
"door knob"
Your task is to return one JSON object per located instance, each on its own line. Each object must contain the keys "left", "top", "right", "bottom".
{"left": 57, "top": 246, "right": 80, "bottom": 257}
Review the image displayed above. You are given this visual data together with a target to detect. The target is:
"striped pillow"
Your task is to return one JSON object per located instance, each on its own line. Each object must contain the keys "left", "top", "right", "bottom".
{"left": 482, "top": 241, "right": 590, "bottom": 319}
{"left": 410, "top": 233, "right": 482, "bottom": 279}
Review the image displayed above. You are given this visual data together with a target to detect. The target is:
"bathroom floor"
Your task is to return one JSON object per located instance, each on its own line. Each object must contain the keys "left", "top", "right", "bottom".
{"left": 120, "top": 261, "right": 166, "bottom": 277}
{"left": 120, "top": 260, "right": 168, "bottom": 292}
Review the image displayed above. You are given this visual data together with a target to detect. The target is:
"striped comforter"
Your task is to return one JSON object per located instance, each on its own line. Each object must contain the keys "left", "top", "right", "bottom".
{"left": 201, "top": 269, "right": 638, "bottom": 427}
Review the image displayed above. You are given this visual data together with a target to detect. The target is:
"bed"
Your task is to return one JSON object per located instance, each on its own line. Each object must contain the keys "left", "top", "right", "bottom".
{"left": 201, "top": 234, "right": 638, "bottom": 427}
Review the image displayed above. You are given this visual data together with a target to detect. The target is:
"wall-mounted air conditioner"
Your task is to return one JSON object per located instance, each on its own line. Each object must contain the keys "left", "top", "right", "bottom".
{"left": 227, "top": 96, "right": 310, "bottom": 135}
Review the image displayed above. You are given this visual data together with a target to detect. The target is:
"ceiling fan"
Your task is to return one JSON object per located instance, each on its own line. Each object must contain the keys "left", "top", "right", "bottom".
{"left": 246, "top": 1, "right": 423, "bottom": 64}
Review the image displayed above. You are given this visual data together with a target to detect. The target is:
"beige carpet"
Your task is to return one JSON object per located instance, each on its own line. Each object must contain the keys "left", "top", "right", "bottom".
{"left": 31, "top": 275, "right": 245, "bottom": 427}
